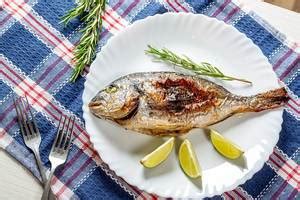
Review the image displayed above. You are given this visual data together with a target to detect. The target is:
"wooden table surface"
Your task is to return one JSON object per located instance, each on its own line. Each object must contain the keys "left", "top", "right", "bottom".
{"left": 0, "top": 1, "right": 299, "bottom": 199}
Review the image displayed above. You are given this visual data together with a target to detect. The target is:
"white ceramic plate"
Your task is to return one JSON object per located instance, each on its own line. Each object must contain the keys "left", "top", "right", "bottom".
{"left": 82, "top": 13, "right": 283, "bottom": 198}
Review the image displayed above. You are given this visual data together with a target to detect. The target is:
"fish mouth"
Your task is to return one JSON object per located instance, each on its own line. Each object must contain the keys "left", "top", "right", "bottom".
{"left": 88, "top": 101, "right": 102, "bottom": 108}
{"left": 88, "top": 101, "right": 104, "bottom": 114}
{"left": 88, "top": 101, "right": 107, "bottom": 119}
{"left": 116, "top": 103, "right": 139, "bottom": 121}
{"left": 88, "top": 99, "right": 139, "bottom": 120}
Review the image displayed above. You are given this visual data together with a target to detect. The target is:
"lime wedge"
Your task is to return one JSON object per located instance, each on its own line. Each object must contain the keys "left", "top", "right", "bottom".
{"left": 140, "top": 137, "right": 174, "bottom": 168}
{"left": 210, "top": 129, "right": 244, "bottom": 159}
{"left": 179, "top": 139, "right": 201, "bottom": 178}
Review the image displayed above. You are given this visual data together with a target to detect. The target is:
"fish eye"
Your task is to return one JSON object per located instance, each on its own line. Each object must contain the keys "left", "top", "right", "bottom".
{"left": 105, "top": 84, "right": 118, "bottom": 93}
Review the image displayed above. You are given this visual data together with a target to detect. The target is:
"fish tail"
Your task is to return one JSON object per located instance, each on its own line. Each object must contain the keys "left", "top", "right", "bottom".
{"left": 245, "top": 88, "right": 289, "bottom": 112}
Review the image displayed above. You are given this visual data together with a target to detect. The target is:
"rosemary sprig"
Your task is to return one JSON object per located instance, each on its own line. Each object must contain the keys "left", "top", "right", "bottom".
{"left": 61, "top": 0, "right": 106, "bottom": 82}
{"left": 145, "top": 45, "right": 252, "bottom": 84}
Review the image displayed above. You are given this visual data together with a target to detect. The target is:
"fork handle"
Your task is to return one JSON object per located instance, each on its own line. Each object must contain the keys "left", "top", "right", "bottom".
{"left": 41, "top": 169, "right": 55, "bottom": 200}
{"left": 33, "top": 148, "right": 48, "bottom": 184}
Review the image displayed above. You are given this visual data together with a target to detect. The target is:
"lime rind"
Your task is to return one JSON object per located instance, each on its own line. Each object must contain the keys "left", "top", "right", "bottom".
{"left": 140, "top": 137, "right": 175, "bottom": 168}
{"left": 210, "top": 129, "right": 244, "bottom": 159}
{"left": 179, "top": 139, "right": 202, "bottom": 178}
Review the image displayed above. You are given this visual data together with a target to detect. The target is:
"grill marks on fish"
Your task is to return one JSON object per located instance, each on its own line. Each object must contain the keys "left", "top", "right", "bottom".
{"left": 148, "top": 78, "right": 218, "bottom": 115}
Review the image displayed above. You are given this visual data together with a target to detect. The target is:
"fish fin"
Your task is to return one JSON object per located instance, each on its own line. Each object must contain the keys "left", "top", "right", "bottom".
{"left": 243, "top": 88, "right": 288, "bottom": 112}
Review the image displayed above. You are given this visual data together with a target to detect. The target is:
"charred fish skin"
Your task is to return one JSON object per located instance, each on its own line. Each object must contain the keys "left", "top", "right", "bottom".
{"left": 89, "top": 72, "right": 288, "bottom": 136}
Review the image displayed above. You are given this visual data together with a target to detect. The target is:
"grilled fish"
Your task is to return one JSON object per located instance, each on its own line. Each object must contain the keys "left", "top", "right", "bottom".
{"left": 89, "top": 72, "right": 288, "bottom": 136}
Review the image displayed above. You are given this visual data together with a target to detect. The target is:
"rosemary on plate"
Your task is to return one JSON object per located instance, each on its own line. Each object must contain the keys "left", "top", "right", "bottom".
{"left": 61, "top": 0, "right": 106, "bottom": 82}
{"left": 145, "top": 45, "right": 252, "bottom": 84}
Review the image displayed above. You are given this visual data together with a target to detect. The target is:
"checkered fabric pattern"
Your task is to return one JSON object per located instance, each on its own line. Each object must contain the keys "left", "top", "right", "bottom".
{"left": 0, "top": 0, "right": 299, "bottom": 199}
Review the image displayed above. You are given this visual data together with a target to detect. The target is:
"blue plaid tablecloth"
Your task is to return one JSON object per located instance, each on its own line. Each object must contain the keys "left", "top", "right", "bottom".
{"left": 0, "top": 0, "right": 299, "bottom": 199}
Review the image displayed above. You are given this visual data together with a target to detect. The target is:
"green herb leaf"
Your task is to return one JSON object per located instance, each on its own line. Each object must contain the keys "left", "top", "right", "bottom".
{"left": 145, "top": 45, "right": 252, "bottom": 84}
{"left": 61, "top": 0, "right": 106, "bottom": 82}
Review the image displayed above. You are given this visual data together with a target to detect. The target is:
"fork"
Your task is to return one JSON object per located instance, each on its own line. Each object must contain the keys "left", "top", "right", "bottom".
{"left": 14, "top": 96, "right": 48, "bottom": 184}
{"left": 41, "top": 115, "right": 75, "bottom": 200}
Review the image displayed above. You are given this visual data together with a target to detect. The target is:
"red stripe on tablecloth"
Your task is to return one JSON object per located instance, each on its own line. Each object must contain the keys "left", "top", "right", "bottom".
{"left": 0, "top": 100, "right": 14, "bottom": 122}
{"left": 212, "top": 0, "right": 231, "bottom": 17}
{"left": 25, "top": 81, "right": 60, "bottom": 113}
{"left": 51, "top": 144, "right": 88, "bottom": 185}
{"left": 174, "top": 0, "right": 189, "bottom": 12}
{"left": 151, "top": 195, "right": 158, "bottom": 200}
{"left": 0, "top": 0, "right": 28, "bottom": 24}
{"left": 273, "top": 150, "right": 300, "bottom": 175}
{"left": 6, "top": 0, "right": 126, "bottom": 54}
{"left": 101, "top": 0, "right": 139, "bottom": 39}
{"left": 269, "top": 156, "right": 299, "bottom": 183}
{"left": 102, "top": 15, "right": 120, "bottom": 31}
{"left": 0, "top": 13, "right": 13, "bottom": 25}
{"left": 0, "top": 58, "right": 66, "bottom": 122}
{"left": 2, "top": 112, "right": 96, "bottom": 168}
{"left": 289, "top": 96, "right": 300, "bottom": 107}
{"left": 10, "top": 0, "right": 73, "bottom": 53}
{"left": 112, "top": 0, "right": 125, "bottom": 10}
{"left": 224, "top": 6, "right": 239, "bottom": 22}
{"left": 279, "top": 56, "right": 300, "bottom": 80}
{"left": 35, "top": 57, "right": 63, "bottom": 84}
{"left": 0, "top": 129, "right": 6, "bottom": 139}
{"left": 2, "top": 69, "right": 60, "bottom": 120}
{"left": 2, "top": 65, "right": 50, "bottom": 109}
{"left": 3, "top": 62, "right": 61, "bottom": 122}
{"left": 1, "top": 69, "right": 58, "bottom": 124}
{"left": 105, "top": 10, "right": 126, "bottom": 28}
{"left": 271, "top": 181, "right": 289, "bottom": 199}
{"left": 102, "top": 0, "right": 127, "bottom": 33}
{"left": 25, "top": 12, "right": 73, "bottom": 52}
{"left": 3, "top": 68, "right": 101, "bottom": 194}
{"left": 3, "top": 117, "right": 17, "bottom": 133}
{"left": 99, "top": 23, "right": 116, "bottom": 39}
{"left": 232, "top": 189, "right": 246, "bottom": 200}
{"left": 287, "top": 102, "right": 300, "bottom": 114}
{"left": 5, "top": 1, "right": 89, "bottom": 77}
{"left": 3, "top": 1, "right": 73, "bottom": 60}
{"left": 0, "top": 14, "right": 11, "bottom": 26}
{"left": 149, "top": 193, "right": 158, "bottom": 200}
{"left": 166, "top": 0, "right": 179, "bottom": 12}
{"left": 0, "top": 11, "right": 11, "bottom": 26}
{"left": 44, "top": 65, "right": 70, "bottom": 90}
{"left": 6, "top": 64, "right": 101, "bottom": 195}
{"left": 9, "top": 1, "right": 74, "bottom": 55}
{"left": 129, "top": 185, "right": 143, "bottom": 197}
{"left": 273, "top": 49, "right": 294, "bottom": 70}
{"left": 224, "top": 192, "right": 234, "bottom": 200}
{"left": 35, "top": 39, "right": 86, "bottom": 80}
{"left": 3, "top": 2, "right": 54, "bottom": 48}
{"left": 102, "top": 2, "right": 134, "bottom": 33}
{"left": 104, "top": 6, "right": 129, "bottom": 30}
{"left": 288, "top": 188, "right": 299, "bottom": 199}
{"left": 56, "top": 152, "right": 96, "bottom": 198}
{"left": 6, "top": 0, "right": 92, "bottom": 75}
{"left": 121, "top": 0, "right": 140, "bottom": 17}
{"left": 1, "top": 63, "right": 97, "bottom": 156}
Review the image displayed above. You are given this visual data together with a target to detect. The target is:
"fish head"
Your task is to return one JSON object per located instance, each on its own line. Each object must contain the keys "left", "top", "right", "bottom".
{"left": 88, "top": 83, "right": 139, "bottom": 119}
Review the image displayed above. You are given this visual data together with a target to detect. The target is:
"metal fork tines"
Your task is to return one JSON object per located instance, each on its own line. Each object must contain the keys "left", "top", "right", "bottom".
{"left": 14, "top": 96, "right": 47, "bottom": 184}
{"left": 41, "top": 115, "right": 75, "bottom": 200}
